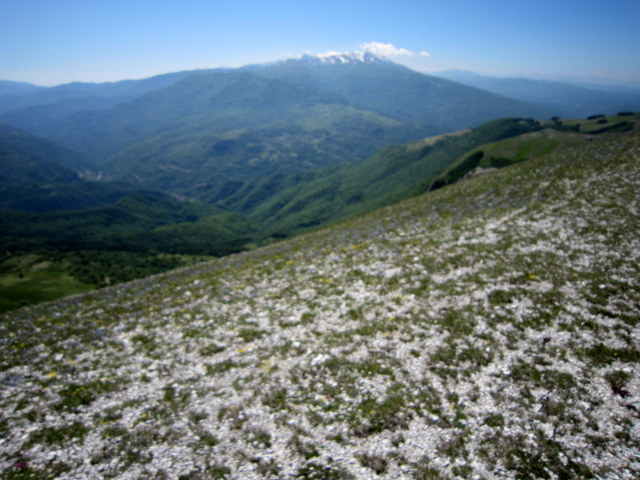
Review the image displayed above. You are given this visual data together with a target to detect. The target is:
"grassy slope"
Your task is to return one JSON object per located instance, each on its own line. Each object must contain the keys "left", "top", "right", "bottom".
{"left": 430, "top": 112, "right": 639, "bottom": 190}
{"left": 473, "top": 128, "right": 584, "bottom": 163}
{"left": 560, "top": 112, "right": 638, "bottom": 132}
{"left": 1, "top": 127, "right": 638, "bottom": 478}
{"left": 245, "top": 118, "right": 541, "bottom": 236}
{"left": 0, "top": 256, "right": 94, "bottom": 312}
{"left": 0, "top": 192, "right": 258, "bottom": 311}
{"left": 0, "top": 252, "right": 218, "bottom": 313}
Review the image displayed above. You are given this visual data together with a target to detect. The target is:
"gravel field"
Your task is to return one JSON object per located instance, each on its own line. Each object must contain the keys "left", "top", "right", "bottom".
{"left": 1, "top": 130, "right": 639, "bottom": 479}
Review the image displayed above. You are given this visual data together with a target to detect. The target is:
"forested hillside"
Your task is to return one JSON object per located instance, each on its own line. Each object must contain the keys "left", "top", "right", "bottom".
{"left": 1, "top": 55, "right": 638, "bottom": 312}
{"left": 2, "top": 113, "right": 637, "bottom": 311}
{"left": 0, "top": 54, "right": 551, "bottom": 202}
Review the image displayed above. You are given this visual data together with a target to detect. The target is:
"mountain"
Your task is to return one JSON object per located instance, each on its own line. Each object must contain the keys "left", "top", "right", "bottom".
{"left": 0, "top": 126, "right": 258, "bottom": 269}
{"left": 278, "top": 51, "right": 395, "bottom": 66}
{"left": 217, "top": 118, "right": 545, "bottom": 236}
{"left": 98, "top": 54, "right": 552, "bottom": 202}
{"left": 94, "top": 70, "right": 415, "bottom": 177}
{"left": 0, "top": 71, "right": 199, "bottom": 116}
{"left": 434, "top": 69, "right": 640, "bottom": 117}
{"left": 0, "top": 125, "right": 139, "bottom": 212}
{"left": 0, "top": 80, "right": 42, "bottom": 98}
{"left": 1, "top": 126, "right": 637, "bottom": 479}
{"left": 0, "top": 137, "right": 79, "bottom": 186}
{"left": 248, "top": 53, "right": 551, "bottom": 130}
{"left": 0, "top": 54, "right": 552, "bottom": 205}
{"left": 0, "top": 123, "right": 94, "bottom": 172}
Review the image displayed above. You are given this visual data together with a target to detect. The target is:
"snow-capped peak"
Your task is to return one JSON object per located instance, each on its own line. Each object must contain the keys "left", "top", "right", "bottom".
{"left": 282, "top": 51, "right": 393, "bottom": 66}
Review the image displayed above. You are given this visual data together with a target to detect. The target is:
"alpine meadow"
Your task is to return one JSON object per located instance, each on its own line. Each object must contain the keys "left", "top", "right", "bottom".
{"left": 1, "top": 2, "right": 640, "bottom": 479}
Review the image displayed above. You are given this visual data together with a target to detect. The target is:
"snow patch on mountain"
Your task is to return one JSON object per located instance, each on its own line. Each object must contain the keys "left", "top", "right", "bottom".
{"left": 282, "top": 51, "right": 394, "bottom": 66}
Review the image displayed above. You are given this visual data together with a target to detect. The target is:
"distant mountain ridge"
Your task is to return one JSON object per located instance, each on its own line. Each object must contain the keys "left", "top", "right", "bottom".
{"left": 0, "top": 80, "right": 43, "bottom": 98}
{"left": 434, "top": 69, "right": 640, "bottom": 117}
{"left": 0, "top": 53, "right": 552, "bottom": 207}
{"left": 3, "top": 53, "right": 638, "bottom": 314}
{"left": 277, "top": 51, "right": 395, "bottom": 66}
{"left": 0, "top": 71, "right": 202, "bottom": 115}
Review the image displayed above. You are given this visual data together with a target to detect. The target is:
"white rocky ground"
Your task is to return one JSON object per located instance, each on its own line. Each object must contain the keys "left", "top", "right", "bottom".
{"left": 1, "top": 131, "right": 639, "bottom": 479}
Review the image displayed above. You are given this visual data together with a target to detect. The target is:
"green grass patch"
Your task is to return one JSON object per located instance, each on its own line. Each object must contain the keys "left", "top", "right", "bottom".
{"left": 582, "top": 344, "right": 640, "bottom": 366}
{"left": 0, "top": 259, "right": 94, "bottom": 312}
{"left": 26, "top": 421, "right": 89, "bottom": 446}
{"left": 55, "top": 379, "right": 121, "bottom": 412}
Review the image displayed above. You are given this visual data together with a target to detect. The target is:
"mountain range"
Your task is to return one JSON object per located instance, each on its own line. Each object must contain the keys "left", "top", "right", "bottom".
{"left": 0, "top": 54, "right": 549, "bottom": 191}
{"left": 3, "top": 54, "right": 638, "bottom": 207}
{"left": 1, "top": 52, "right": 639, "bottom": 477}
{"left": 434, "top": 69, "right": 640, "bottom": 118}
{"left": 1, "top": 53, "right": 639, "bottom": 307}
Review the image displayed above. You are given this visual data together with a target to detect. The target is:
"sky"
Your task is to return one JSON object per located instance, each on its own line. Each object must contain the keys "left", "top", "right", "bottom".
{"left": 1, "top": 0, "right": 639, "bottom": 86}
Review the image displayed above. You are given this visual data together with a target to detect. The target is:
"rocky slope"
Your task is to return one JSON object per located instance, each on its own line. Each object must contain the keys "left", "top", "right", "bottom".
{"left": 1, "top": 130, "right": 639, "bottom": 479}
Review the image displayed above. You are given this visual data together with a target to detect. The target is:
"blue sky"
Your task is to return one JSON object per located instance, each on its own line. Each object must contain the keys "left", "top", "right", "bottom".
{"left": 1, "top": 0, "right": 639, "bottom": 86}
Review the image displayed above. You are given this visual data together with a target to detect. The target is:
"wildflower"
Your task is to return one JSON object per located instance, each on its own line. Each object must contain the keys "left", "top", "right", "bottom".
{"left": 528, "top": 274, "right": 536, "bottom": 280}
{"left": 46, "top": 372, "right": 58, "bottom": 379}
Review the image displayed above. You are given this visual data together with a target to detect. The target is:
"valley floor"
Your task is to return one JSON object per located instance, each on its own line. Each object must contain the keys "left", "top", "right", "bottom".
{"left": 1, "top": 131, "right": 639, "bottom": 479}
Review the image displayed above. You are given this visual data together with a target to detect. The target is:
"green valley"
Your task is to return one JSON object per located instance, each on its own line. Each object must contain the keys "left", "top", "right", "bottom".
{"left": 1, "top": 112, "right": 637, "bottom": 310}
{"left": 0, "top": 255, "right": 94, "bottom": 312}
{"left": 1, "top": 54, "right": 638, "bottom": 311}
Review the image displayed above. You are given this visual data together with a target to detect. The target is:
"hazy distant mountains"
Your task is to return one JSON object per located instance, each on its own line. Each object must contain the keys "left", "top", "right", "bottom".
{"left": 2, "top": 53, "right": 638, "bottom": 223}
{"left": 0, "top": 54, "right": 551, "bottom": 199}
{"left": 2, "top": 53, "right": 639, "bottom": 242}
{"left": 434, "top": 69, "right": 640, "bottom": 117}
{"left": 0, "top": 123, "right": 139, "bottom": 212}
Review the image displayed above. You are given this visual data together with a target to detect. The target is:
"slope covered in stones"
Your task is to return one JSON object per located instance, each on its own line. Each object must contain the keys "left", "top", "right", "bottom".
{"left": 1, "top": 130, "right": 639, "bottom": 479}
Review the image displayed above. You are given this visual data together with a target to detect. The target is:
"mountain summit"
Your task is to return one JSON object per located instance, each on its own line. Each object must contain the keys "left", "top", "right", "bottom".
{"left": 281, "top": 51, "right": 394, "bottom": 66}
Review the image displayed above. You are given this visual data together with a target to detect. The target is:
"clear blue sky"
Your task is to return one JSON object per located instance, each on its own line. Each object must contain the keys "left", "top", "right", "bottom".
{"left": 1, "top": 0, "right": 639, "bottom": 86}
